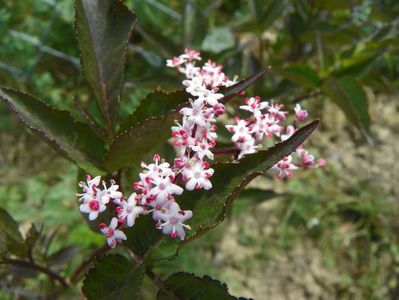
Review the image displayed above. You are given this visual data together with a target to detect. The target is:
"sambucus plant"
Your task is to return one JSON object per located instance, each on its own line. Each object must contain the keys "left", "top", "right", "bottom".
{"left": 0, "top": 1, "right": 323, "bottom": 299}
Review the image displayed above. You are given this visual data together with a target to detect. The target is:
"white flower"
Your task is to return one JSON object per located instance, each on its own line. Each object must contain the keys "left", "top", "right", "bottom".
{"left": 166, "top": 56, "right": 186, "bottom": 68}
{"left": 79, "top": 197, "right": 106, "bottom": 221}
{"left": 141, "top": 154, "right": 173, "bottom": 178}
{"left": 239, "top": 96, "right": 268, "bottom": 114}
{"left": 99, "top": 218, "right": 127, "bottom": 248}
{"left": 77, "top": 175, "right": 101, "bottom": 202}
{"left": 115, "top": 193, "right": 145, "bottom": 227}
{"left": 268, "top": 102, "right": 288, "bottom": 121}
{"left": 149, "top": 175, "right": 184, "bottom": 202}
{"left": 180, "top": 99, "right": 214, "bottom": 127}
{"left": 237, "top": 138, "right": 260, "bottom": 159}
{"left": 226, "top": 117, "right": 253, "bottom": 143}
{"left": 281, "top": 125, "right": 295, "bottom": 141}
{"left": 196, "top": 89, "right": 224, "bottom": 106}
{"left": 182, "top": 160, "right": 214, "bottom": 190}
{"left": 271, "top": 155, "right": 298, "bottom": 179}
{"left": 153, "top": 202, "right": 193, "bottom": 240}
{"left": 190, "top": 140, "right": 215, "bottom": 160}
{"left": 294, "top": 104, "right": 308, "bottom": 121}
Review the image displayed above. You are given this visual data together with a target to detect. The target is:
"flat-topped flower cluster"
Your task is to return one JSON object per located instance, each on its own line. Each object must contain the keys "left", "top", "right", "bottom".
{"left": 77, "top": 49, "right": 324, "bottom": 248}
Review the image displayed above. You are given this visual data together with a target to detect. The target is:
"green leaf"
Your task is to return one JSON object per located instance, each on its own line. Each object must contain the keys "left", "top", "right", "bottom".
{"left": 106, "top": 70, "right": 268, "bottom": 172}
{"left": 125, "top": 121, "right": 319, "bottom": 261}
{"left": 83, "top": 254, "right": 144, "bottom": 300}
{"left": 0, "top": 207, "right": 25, "bottom": 257}
{"left": 157, "top": 272, "right": 237, "bottom": 300}
{"left": 277, "top": 65, "right": 321, "bottom": 89}
{"left": 104, "top": 111, "right": 179, "bottom": 172}
{"left": 332, "top": 51, "right": 381, "bottom": 78}
{"left": 322, "top": 77, "right": 372, "bottom": 144}
{"left": 0, "top": 87, "right": 107, "bottom": 173}
{"left": 75, "top": 0, "right": 137, "bottom": 126}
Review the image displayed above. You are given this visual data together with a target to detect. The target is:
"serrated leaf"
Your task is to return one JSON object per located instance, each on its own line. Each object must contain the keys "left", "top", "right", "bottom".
{"left": 105, "top": 112, "right": 179, "bottom": 172}
{"left": 157, "top": 272, "right": 236, "bottom": 300}
{"left": 118, "top": 89, "right": 188, "bottom": 133}
{"left": 125, "top": 121, "right": 318, "bottom": 261}
{"left": 0, "top": 87, "right": 107, "bottom": 173}
{"left": 83, "top": 254, "right": 144, "bottom": 300}
{"left": 322, "top": 77, "right": 372, "bottom": 144}
{"left": 75, "top": 0, "right": 137, "bottom": 126}
{"left": 106, "top": 70, "right": 268, "bottom": 172}
{"left": 277, "top": 65, "right": 321, "bottom": 89}
{"left": 0, "top": 207, "right": 25, "bottom": 257}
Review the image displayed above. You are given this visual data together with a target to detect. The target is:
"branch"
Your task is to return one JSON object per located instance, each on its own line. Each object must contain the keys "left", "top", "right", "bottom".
{"left": 0, "top": 258, "right": 69, "bottom": 288}
{"left": 145, "top": 268, "right": 179, "bottom": 300}
{"left": 213, "top": 147, "right": 239, "bottom": 156}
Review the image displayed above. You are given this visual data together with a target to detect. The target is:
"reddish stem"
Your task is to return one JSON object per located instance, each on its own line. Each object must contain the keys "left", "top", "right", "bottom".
{"left": 213, "top": 147, "right": 240, "bottom": 155}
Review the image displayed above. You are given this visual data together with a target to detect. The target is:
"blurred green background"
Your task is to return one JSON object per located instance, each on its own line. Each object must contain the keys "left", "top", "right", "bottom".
{"left": 0, "top": 0, "right": 399, "bottom": 299}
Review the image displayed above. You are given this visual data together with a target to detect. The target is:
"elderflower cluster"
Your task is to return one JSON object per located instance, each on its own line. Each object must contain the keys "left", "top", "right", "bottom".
{"left": 78, "top": 50, "right": 235, "bottom": 248}
{"left": 77, "top": 49, "right": 325, "bottom": 248}
{"left": 226, "top": 98, "right": 325, "bottom": 179}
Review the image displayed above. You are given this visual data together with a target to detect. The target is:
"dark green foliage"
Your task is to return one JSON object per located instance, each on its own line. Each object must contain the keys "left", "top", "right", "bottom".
{"left": 0, "top": 87, "right": 106, "bottom": 173}
{"left": 0, "top": 207, "right": 25, "bottom": 257}
{"left": 157, "top": 272, "right": 236, "bottom": 300}
{"left": 83, "top": 254, "right": 144, "bottom": 300}
{"left": 75, "top": 0, "right": 137, "bottom": 127}
{"left": 322, "top": 77, "right": 372, "bottom": 143}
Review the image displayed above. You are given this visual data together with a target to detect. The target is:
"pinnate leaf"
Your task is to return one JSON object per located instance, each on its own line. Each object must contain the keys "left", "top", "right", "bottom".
{"left": 75, "top": 0, "right": 137, "bottom": 125}
{"left": 0, "top": 87, "right": 107, "bottom": 173}
{"left": 83, "top": 254, "right": 144, "bottom": 300}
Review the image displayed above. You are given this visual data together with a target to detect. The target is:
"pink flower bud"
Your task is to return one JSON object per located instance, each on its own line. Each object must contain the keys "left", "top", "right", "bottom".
{"left": 213, "top": 103, "right": 225, "bottom": 116}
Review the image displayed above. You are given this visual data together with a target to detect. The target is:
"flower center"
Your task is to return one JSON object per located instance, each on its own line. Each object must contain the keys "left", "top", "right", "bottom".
{"left": 170, "top": 217, "right": 179, "bottom": 225}
{"left": 89, "top": 200, "right": 99, "bottom": 211}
